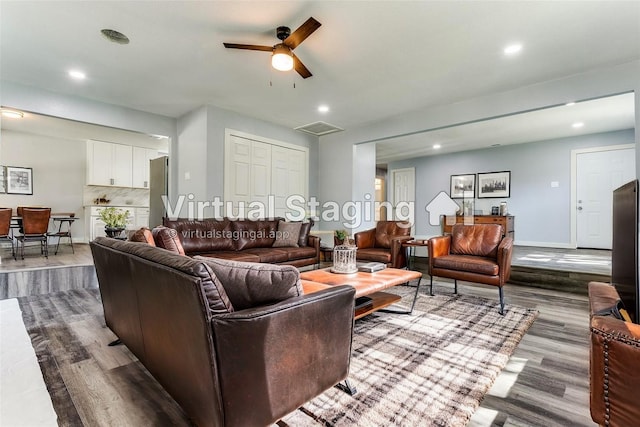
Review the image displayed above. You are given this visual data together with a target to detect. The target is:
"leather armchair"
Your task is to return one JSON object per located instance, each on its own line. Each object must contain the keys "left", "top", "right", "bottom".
{"left": 354, "top": 221, "right": 413, "bottom": 269}
{"left": 428, "top": 223, "right": 513, "bottom": 314}
{"left": 589, "top": 281, "right": 640, "bottom": 426}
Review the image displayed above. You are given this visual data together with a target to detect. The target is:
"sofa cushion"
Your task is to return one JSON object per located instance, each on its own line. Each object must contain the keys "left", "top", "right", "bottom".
{"left": 276, "top": 246, "right": 317, "bottom": 261}
{"left": 129, "top": 227, "right": 156, "bottom": 246}
{"left": 92, "top": 237, "right": 234, "bottom": 315}
{"left": 450, "top": 224, "right": 502, "bottom": 258}
{"left": 197, "top": 251, "right": 261, "bottom": 263}
{"left": 356, "top": 247, "right": 393, "bottom": 264}
{"left": 272, "top": 221, "right": 301, "bottom": 248}
{"left": 433, "top": 254, "right": 499, "bottom": 276}
{"left": 375, "top": 221, "right": 410, "bottom": 249}
{"left": 152, "top": 226, "right": 186, "bottom": 255}
{"left": 164, "top": 218, "right": 234, "bottom": 253}
{"left": 196, "top": 256, "right": 303, "bottom": 310}
{"left": 242, "top": 248, "right": 289, "bottom": 263}
{"left": 233, "top": 219, "right": 280, "bottom": 251}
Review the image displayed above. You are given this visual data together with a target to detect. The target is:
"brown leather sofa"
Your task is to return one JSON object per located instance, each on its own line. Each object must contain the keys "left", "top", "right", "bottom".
{"left": 90, "top": 237, "right": 355, "bottom": 427}
{"left": 162, "top": 217, "right": 319, "bottom": 268}
{"left": 428, "top": 223, "right": 513, "bottom": 314}
{"left": 589, "top": 281, "right": 640, "bottom": 426}
{"left": 354, "top": 221, "right": 413, "bottom": 268}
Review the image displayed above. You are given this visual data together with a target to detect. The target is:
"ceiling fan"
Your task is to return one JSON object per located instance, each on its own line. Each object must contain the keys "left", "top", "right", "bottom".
{"left": 223, "top": 17, "right": 321, "bottom": 78}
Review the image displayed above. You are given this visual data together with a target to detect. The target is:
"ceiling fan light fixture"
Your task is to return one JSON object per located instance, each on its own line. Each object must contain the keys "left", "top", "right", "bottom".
{"left": 272, "top": 44, "right": 294, "bottom": 71}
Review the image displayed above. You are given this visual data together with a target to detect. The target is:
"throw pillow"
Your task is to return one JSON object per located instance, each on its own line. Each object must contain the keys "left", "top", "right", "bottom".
{"left": 129, "top": 227, "right": 156, "bottom": 246}
{"left": 272, "top": 220, "right": 302, "bottom": 248}
{"left": 297, "top": 219, "right": 314, "bottom": 247}
{"left": 152, "top": 226, "right": 186, "bottom": 255}
{"left": 195, "top": 256, "right": 302, "bottom": 311}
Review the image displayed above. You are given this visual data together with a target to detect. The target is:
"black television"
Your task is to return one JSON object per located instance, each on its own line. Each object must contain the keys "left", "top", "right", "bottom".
{"left": 611, "top": 179, "right": 639, "bottom": 323}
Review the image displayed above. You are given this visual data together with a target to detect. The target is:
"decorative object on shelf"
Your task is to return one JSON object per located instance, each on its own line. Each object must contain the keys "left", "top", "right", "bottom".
{"left": 99, "top": 207, "right": 130, "bottom": 238}
{"left": 94, "top": 194, "right": 111, "bottom": 204}
{"left": 478, "top": 171, "right": 511, "bottom": 198}
{"left": 6, "top": 166, "right": 33, "bottom": 195}
{"left": 331, "top": 242, "right": 357, "bottom": 274}
{"left": 450, "top": 174, "right": 475, "bottom": 199}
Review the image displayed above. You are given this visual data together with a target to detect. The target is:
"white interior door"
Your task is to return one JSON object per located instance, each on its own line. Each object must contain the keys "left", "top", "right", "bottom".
{"left": 390, "top": 168, "right": 415, "bottom": 228}
{"left": 577, "top": 148, "right": 635, "bottom": 249}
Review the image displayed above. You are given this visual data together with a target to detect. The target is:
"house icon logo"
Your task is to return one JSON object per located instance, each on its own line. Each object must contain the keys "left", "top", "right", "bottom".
{"left": 425, "top": 191, "right": 460, "bottom": 226}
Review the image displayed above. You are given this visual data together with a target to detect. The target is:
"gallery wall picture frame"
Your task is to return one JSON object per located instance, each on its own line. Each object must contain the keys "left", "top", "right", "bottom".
{"left": 0, "top": 166, "right": 6, "bottom": 194}
{"left": 6, "top": 166, "right": 33, "bottom": 195}
{"left": 477, "top": 171, "right": 511, "bottom": 198}
{"left": 450, "top": 174, "right": 476, "bottom": 199}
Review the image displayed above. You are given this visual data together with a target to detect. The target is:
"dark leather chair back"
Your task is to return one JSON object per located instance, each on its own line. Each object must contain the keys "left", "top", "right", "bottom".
{"left": 21, "top": 208, "right": 51, "bottom": 235}
{"left": 0, "top": 208, "right": 12, "bottom": 236}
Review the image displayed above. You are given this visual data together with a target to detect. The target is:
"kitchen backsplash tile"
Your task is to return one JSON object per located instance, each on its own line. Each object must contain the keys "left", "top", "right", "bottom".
{"left": 84, "top": 186, "right": 150, "bottom": 207}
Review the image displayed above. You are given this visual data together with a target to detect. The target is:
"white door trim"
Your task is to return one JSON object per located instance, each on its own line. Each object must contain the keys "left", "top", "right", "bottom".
{"left": 570, "top": 143, "right": 635, "bottom": 248}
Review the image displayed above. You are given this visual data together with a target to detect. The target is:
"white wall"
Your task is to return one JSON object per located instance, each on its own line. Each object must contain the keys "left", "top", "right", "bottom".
{"left": 388, "top": 129, "right": 634, "bottom": 247}
{"left": 0, "top": 130, "right": 86, "bottom": 240}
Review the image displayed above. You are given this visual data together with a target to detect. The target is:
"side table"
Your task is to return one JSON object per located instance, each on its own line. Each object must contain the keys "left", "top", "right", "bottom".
{"left": 319, "top": 246, "right": 333, "bottom": 263}
{"left": 402, "top": 239, "right": 429, "bottom": 270}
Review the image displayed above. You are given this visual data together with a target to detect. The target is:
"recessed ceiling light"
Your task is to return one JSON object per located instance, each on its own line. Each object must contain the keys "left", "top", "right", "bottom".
{"left": 565, "top": 102, "right": 576, "bottom": 107}
{"left": 572, "top": 122, "right": 584, "bottom": 128}
{"left": 68, "top": 70, "right": 86, "bottom": 80}
{"left": 503, "top": 43, "right": 522, "bottom": 56}
{"left": 1, "top": 108, "right": 24, "bottom": 119}
{"left": 318, "top": 105, "right": 329, "bottom": 113}
{"left": 433, "top": 144, "right": 441, "bottom": 149}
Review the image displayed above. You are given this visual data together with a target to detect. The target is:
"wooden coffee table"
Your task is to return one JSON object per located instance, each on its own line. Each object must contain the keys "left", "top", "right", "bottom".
{"left": 300, "top": 267, "right": 422, "bottom": 320}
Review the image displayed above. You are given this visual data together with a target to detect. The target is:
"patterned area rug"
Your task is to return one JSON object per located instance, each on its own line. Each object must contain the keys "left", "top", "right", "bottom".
{"left": 16, "top": 287, "right": 537, "bottom": 426}
{"left": 289, "top": 290, "right": 539, "bottom": 426}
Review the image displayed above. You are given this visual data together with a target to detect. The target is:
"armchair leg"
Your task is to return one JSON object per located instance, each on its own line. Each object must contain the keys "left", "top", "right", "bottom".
{"left": 498, "top": 287, "right": 505, "bottom": 315}
{"left": 429, "top": 276, "right": 434, "bottom": 296}
{"left": 454, "top": 280, "right": 458, "bottom": 295}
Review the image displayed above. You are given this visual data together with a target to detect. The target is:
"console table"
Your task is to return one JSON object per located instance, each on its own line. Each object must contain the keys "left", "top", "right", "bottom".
{"left": 442, "top": 215, "right": 514, "bottom": 239}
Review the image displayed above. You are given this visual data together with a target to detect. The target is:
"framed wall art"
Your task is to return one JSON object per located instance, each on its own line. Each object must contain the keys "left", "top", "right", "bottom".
{"left": 0, "top": 166, "right": 5, "bottom": 194}
{"left": 477, "top": 171, "right": 510, "bottom": 198}
{"left": 6, "top": 166, "right": 33, "bottom": 195}
{"left": 450, "top": 174, "right": 476, "bottom": 199}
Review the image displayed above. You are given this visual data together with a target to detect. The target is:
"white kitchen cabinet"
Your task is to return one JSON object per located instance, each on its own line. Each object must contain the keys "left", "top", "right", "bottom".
{"left": 135, "top": 207, "right": 150, "bottom": 228}
{"left": 86, "top": 140, "right": 133, "bottom": 187}
{"left": 132, "top": 147, "right": 160, "bottom": 188}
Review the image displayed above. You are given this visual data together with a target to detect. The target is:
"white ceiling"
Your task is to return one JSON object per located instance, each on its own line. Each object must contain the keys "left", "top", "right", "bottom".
{"left": 1, "top": 1, "right": 639, "bottom": 158}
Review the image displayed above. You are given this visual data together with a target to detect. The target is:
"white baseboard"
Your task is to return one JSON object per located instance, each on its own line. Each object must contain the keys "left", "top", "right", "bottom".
{"left": 514, "top": 240, "right": 577, "bottom": 249}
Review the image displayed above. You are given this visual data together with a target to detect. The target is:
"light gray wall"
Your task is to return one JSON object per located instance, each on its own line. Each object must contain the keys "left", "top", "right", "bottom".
{"left": 388, "top": 129, "right": 635, "bottom": 246}
{"left": 174, "top": 104, "right": 319, "bottom": 217}
{"left": 0, "top": 129, "right": 87, "bottom": 241}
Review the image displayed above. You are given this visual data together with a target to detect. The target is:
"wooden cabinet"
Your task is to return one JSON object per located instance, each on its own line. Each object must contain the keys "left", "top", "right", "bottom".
{"left": 442, "top": 215, "right": 515, "bottom": 239}
{"left": 132, "top": 147, "right": 160, "bottom": 188}
{"left": 86, "top": 140, "right": 133, "bottom": 187}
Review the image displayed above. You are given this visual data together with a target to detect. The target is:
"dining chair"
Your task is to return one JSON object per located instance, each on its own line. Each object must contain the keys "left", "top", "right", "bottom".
{"left": 15, "top": 207, "right": 51, "bottom": 259}
{"left": 0, "top": 208, "right": 15, "bottom": 259}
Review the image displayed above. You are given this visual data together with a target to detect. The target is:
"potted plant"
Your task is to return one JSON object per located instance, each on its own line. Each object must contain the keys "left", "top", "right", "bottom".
{"left": 335, "top": 229, "right": 348, "bottom": 246}
{"left": 99, "top": 207, "right": 130, "bottom": 238}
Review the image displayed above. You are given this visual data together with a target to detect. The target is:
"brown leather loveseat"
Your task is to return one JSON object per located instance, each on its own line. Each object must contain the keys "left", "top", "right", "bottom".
{"left": 428, "top": 223, "right": 513, "bottom": 314}
{"left": 588, "top": 281, "right": 640, "bottom": 426}
{"left": 90, "top": 237, "right": 355, "bottom": 427}
{"left": 161, "top": 217, "right": 319, "bottom": 268}
{"left": 354, "top": 221, "right": 413, "bottom": 268}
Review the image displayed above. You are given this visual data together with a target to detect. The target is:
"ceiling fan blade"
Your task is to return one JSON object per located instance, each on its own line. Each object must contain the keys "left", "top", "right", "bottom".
{"left": 284, "top": 17, "right": 321, "bottom": 49}
{"left": 292, "top": 53, "right": 312, "bottom": 79}
{"left": 223, "top": 43, "right": 273, "bottom": 52}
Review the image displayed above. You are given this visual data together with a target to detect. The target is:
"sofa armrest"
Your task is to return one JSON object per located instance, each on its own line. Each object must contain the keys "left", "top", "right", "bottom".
{"left": 211, "top": 285, "right": 355, "bottom": 426}
{"left": 307, "top": 234, "right": 320, "bottom": 260}
{"left": 590, "top": 315, "right": 640, "bottom": 426}
{"left": 497, "top": 236, "right": 514, "bottom": 284}
{"left": 390, "top": 235, "right": 414, "bottom": 269}
{"left": 355, "top": 228, "right": 376, "bottom": 249}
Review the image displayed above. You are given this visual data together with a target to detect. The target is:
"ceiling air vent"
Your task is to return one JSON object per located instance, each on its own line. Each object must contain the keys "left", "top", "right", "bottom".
{"left": 294, "top": 121, "right": 344, "bottom": 136}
